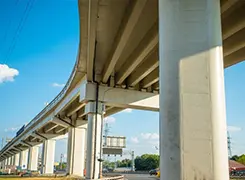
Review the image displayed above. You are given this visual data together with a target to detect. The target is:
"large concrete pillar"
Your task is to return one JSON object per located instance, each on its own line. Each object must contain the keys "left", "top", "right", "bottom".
{"left": 67, "top": 124, "right": 87, "bottom": 177}
{"left": 7, "top": 157, "right": 11, "bottom": 165}
{"left": 19, "top": 149, "right": 29, "bottom": 169}
{"left": 86, "top": 102, "right": 104, "bottom": 179}
{"left": 2, "top": 159, "right": 6, "bottom": 169}
{"left": 41, "top": 139, "right": 55, "bottom": 174}
{"left": 10, "top": 156, "right": 15, "bottom": 166}
{"left": 14, "top": 153, "right": 20, "bottom": 166}
{"left": 27, "top": 146, "right": 39, "bottom": 171}
{"left": 159, "top": 0, "right": 229, "bottom": 180}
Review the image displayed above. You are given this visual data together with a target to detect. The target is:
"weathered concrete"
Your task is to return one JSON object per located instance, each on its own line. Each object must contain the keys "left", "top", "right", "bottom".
{"left": 86, "top": 102, "right": 104, "bottom": 179}
{"left": 67, "top": 124, "right": 87, "bottom": 177}
{"left": 27, "top": 146, "right": 39, "bottom": 171}
{"left": 41, "top": 139, "right": 56, "bottom": 174}
{"left": 19, "top": 149, "right": 29, "bottom": 169}
{"left": 159, "top": 0, "right": 229, "bottom": 180}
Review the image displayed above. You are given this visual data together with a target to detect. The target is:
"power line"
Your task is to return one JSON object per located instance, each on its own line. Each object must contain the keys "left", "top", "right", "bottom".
{"left": 4, "top": 0, "right": 35, "bottom": 63}
{"left": 1, "top": 0, "right": 19, "bottom": 54}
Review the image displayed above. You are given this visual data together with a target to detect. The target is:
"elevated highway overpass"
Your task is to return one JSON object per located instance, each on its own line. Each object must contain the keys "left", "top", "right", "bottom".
{"left": 1, "top": 0, "right": 245, "bottom": 180}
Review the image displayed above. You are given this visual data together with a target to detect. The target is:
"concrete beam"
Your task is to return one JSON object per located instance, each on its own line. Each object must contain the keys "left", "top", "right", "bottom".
{"left": 32, "top": 131, "right": 48, "bottom": 141}
{"left": 128, "top": 50, "right": 158, "bottom": 86}
{"left": 152, "top": 82, "right": 159, "bottom": 90}
{"left": 223, "top": 29, "right": 245, "bottom": 57}
{"left": 66, "top": 102, "right": 85, "bottom": 117}
{"left": 21, "top": 141, "right": 32, "bottom": 148}
{"left": 105, "top": 107, "right": 124, "bottom": 117}
{"left": 141, "top": 68, "right": 159, "bottom": 88}
{"left": 221, "top": 0, "right": 240, "bottom": 15}
{"left": 81, "top": 82, "right": 159, "bottom": 111}
{"left": 222, "top": 7, "right": 245, "bottom": 40}
{"left": 86, "top": 0, "right": 98, "bottom": 81}
{"left": 37, "top": 132, "right": 65, "bottom": 139}
{"left": 44, "top": 123, "right": 59, "bottom": 133}
{"left": 54, "top": 126, "right": 66, "bottom": 134}
{"left": 102, "top": 0, "right": 147, "bottom": 83}
{"left": 224, "top": 46, "right": 245, "bottom": 67}
{"left": 52, "top": 116, "right": 72, "bottom": 128}
{"left": 116, "top": 23, "right": 158, "bottom": 84}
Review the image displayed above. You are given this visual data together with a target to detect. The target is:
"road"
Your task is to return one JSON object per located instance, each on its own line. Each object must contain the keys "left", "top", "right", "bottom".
{"left": 123, "top": 173, "right": 158, "bottom": 180}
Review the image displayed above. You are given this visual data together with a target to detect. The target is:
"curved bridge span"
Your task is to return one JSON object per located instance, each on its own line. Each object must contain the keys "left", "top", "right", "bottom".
{"left": 1, "top": 0, "right": 245, "bottom": 180}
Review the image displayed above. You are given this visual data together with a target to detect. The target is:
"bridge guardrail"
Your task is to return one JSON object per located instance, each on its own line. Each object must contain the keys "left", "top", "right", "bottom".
{"left": 0, "top": 54, "right": 80, "bottom": 155}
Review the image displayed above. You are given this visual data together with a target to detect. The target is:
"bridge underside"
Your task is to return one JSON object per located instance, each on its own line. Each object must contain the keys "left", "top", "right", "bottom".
{"left": 78, "top": 0, "right": 245, "bottom": 90}
{"left": 1, "top": 0, "right": 245, "bottom": 180}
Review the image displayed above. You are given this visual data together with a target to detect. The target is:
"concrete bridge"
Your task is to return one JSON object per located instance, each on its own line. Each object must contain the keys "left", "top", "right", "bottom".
{"left": 1, "top": 0, "right": 245, "bottom": 180}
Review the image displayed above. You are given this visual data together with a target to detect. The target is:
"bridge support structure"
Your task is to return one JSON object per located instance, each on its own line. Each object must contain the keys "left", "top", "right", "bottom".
{"left": 27, "top": 146, "right": 39, "bottom": 171}
{"left": 159, "top": 0, "right": 229, "bottom": 180}
{"left": 14, "top": 153, "right": 20, "bottom": 166}
{"left": 19, "top": 149, "right": 29, "bottom": 170}
{"left": 85, "top": 101, "right": 104, "bottom": 180}
{"left": 11, "top": 156, "right": 15, "bottom": 166}
{"left": 41, "top": 139, "right": 56, "bottom": 174}
{"left": 67, "top": 124, "right": 87, "bottom": 177}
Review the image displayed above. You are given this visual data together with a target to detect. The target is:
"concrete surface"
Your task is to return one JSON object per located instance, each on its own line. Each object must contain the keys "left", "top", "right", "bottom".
{"left": 123, "top": 174, "right": 157, "bottom": 180}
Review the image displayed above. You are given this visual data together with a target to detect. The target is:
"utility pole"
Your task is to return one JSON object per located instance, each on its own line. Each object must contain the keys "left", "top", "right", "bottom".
{"left": 60, "top": 154, "right": 64, "bottom": 170}
{"left": 131, "top": 151, "right": 135, "bottom": 172}
{"left": 103, "top": 122, "right": 110, "bottom": 147}
{"left": 103, "top": 122, "right": 111, "bottom": 161}
{"left": 227, "top": 132, "right": 232, "bottom": 159}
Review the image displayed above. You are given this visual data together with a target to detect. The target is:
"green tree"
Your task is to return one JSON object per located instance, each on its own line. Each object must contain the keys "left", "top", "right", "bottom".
{"left": 134, "top": 154, "right": 159, "bottom": 171}
{"left": 237, "top": 155, "right": 245, "bottom": 165}
{"left": 231, "top": 155, "right": 239, "bottom": 161}
{"left": 103, "top": 160, "right": 115, "bottom": 169}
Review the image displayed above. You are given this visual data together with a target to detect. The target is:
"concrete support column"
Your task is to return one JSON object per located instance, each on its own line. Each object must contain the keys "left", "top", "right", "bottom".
{"left": 86, "top": 102, "right": 104, "bottom": 179}
{"left": 67, "top": 124, "right": 87, "bottom": 177}
{"left": 7, "top": 157, "right": 11, "bottom": 165}
{"left": 14, "top": 153, "right": 20, "bottom": 166}
{"left": 159, "top": 0, "right": 229, "bottom": 180}
{"left": 19, "top": 149, "right": 29, "bottom": 170}
{"left": 3, "top": 159, "right": 6, "bottom": 169}
{"left": 27, "top": 146, "right": 39, "bottom": 171}
{"left": 11, "top": 156, "right": 15, "bottom": 166}
{"left": 41, "top": 139, "right": 56, "bottom": 174}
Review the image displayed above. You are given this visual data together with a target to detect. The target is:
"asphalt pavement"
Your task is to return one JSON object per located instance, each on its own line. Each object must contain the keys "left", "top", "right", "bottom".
{"left": 123, "top": 173, "right": 158, "bottom": 180}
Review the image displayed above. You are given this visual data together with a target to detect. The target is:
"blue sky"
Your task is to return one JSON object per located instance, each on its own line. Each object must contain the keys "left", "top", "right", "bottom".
{"left": 0, "top": 0, "right": 245, "bottom": 162}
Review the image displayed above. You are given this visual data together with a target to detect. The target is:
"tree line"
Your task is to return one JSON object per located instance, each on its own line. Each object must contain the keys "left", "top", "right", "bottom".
{"left": 231, "top": 155, "right": 245, "bottom": 165}
{"left": 103, "top": 154, "right": 159, "bottom": 171}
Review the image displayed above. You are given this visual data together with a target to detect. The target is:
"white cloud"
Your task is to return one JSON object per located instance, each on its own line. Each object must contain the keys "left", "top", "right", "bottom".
{"left": 104, "top": 116, "right": 116, "bottom": 124}
{"left": 0, "top": 64, "right": 19, "bottom": 83}
{"left": 52, "top": 83, "right": 65, "bottom": 87}
{"left": 227, "top": 126, "right": 241, "bottom": 132}
{"left": 4, "top": 126, "right": 21, "bottom": 132}
{"left": 131, "top": 137, "right": 139, "bottom": 144}
{"left": 121, "top": 108, "right": 133, "bottom": 113}
{"left": 141, "top": 133, "right": 159, "bottom": 140}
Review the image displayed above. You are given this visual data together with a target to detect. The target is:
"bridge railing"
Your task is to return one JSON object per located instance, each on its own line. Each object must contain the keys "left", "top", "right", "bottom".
{"left": 0, "top": 53, "right": 81, "bottom": 155}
